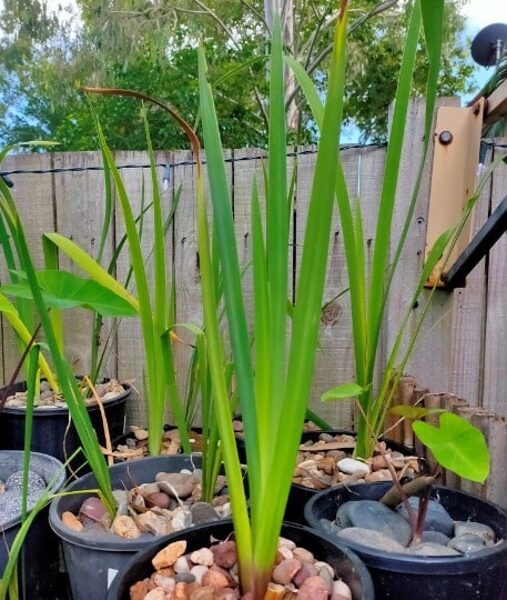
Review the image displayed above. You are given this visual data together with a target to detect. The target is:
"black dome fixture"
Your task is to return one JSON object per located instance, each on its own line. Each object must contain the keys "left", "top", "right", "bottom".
{"left": 471, "top": 22, "right": 507, "bottom": 67}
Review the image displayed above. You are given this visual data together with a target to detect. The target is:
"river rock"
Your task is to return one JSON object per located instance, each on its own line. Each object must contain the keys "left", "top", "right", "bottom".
{"left": 405, "top": 542, "right": 460, "bottom": 556}
{"left": 171, "top": 506, "right": 192, "bottom": 531}
{"left": 397, "top": 498, "right": 454, "bottom": 537}
{"left": 421, "top": 530, "right": 451, "bottom": 545}
{"left": 137, "top": 510, "right": 171, "bottom": 536}
{"left": 110, "top": 515, "right": 141, "bottom": 539}
{"left": 272, "top": 559, "right": 302, "bottom": 584}
{"left": 62, "top": 510, "right": 84, "bottom": 532}
{"left": 190, "top": 547, "right": 214, "bottom": 567}
{"left": 152, "top": 541, "right": 187, "bottom": 570}
{"left": 449, "top": 534, "right": 486, "bottom": 554}
{"left": 190, "top": 565, "right": 209, "bottom": 585}
{"left": 145, "top": 492, "right": 171, "bottom": 509}
{"left": 79, "top": 497, "right": 107, "bottom": 523}
{"left": 191, "top": 502, "right": 219, "bottom": 524}
{"left": 454, "top": 521, "right": 496, "bottom": 544}
{"left": 213, "top": 541, "right": 237, "bottom": 569}
{"left": 337, "top": 500, "right": 412, "bottom": 546}
{"left": 6, "top": 470, "right": 46, "bottom": 493}
{"left": 298, "top": 575, "right": 329, "bottom": 600}
{"left": 318, "top": 518, "right": 343, "bottom": 537}
{"left": 337, "top": 458, "right": 370, "bottom": 477}
{"left": 156, "top": 472, "right": 197, "bottom": 498}
{"left": 332, "top": 580, "right": 352, "bottom": 600}
{"left": 201, "top": 567, "right": 230, "bottom": 588}
{"left": 337, "top": 527, "right": 406, "bottom": 552}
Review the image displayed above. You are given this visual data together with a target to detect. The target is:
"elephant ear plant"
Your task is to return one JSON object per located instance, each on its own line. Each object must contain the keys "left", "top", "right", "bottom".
{"left": 289, "top": 0, "right": 505, "bottom": 460}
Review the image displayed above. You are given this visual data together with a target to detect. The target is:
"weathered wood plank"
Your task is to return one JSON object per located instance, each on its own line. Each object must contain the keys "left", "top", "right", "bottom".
{"left": 482, "top": 144, "right": 507, "bottom": 415}
{"left": 52, "top": 151, "right": 116, "bottom": 377}
{"left": 0, "top": 153, "right": 55, "bottom": 384}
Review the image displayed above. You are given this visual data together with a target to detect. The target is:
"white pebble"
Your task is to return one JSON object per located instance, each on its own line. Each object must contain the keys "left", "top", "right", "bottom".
{"left": 190, "top": 547, "right": 214, "bottom": 566}
{"left": 173, "top": 556, "right": 189, "bottom": 573}
{"left": 337, "top": 458, "right": 370, "bottom": 476}
{"left": 190, "top": 565, "right": 209, "bottom": 584}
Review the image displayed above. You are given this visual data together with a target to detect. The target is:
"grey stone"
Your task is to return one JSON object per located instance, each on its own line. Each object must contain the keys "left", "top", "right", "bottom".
{"left": 318, "top": 518, "right": 343, "bottom": 537}
{"left": 405, "top": 543, "right": 460, "bottom": 556}
{"left": 421, "top": 530, "right": 451, "bottom": 545}
{"left": 155, "top": 472, "right": 196, "bottom": 498}
{"left": 338, "top": 527, "right": 406, "bottom": 553}
{"left": 6, "top": 470, "right": 46, "bottom": 493}
{"left": 397, "top": 498, "right": 454, "bottom": 537}
{"left": 449, "top": 534, "right": 487, "bottom": 554}
{"left": 0, "top": 490, "right": 40, "bottom": 525}
{"left": 339, "top": 500, "right": 412, "bottom": 546}
{"left": 454, "top": 521, "right": 496, "bottom": 544}
{"left": 174, "top": 572, "right": 196, "bottom": 584}
{"left": 190, "top": 502, "right": 219, "bottom": 525}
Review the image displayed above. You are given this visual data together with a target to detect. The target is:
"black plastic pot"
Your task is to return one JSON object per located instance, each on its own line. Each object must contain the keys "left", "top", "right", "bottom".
{"left": 0, "top": 450, "right": 66, "bottom": 599}
{"left": 49, "top": 454, "right": 205, "bottom": 600}
{"left": 107, "top": 519, "right": 375, "bottom": 600}
{"left": 285, "top": 429, "right": 412, "bottom": 525}
{"left": 0, "top": 380, "right": 130, "bottom": 469}
{"left": 304, "top": 482, "right": 507, "bottom": 600}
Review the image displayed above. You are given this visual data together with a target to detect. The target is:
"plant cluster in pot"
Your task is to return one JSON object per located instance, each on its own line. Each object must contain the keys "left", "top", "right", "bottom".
{"left": 305, "top": 408, "right": 507, "bottom": 600}
{"left": 0, "top": 171, "right": 134, "bottom": 466}
{"left": 106, "top": 1, "right": 453, "bottom": 598}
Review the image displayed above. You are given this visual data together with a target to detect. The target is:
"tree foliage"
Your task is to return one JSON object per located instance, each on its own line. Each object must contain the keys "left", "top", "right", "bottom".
{"left": 0, "top": 0, "right": 475, "bottom": 150}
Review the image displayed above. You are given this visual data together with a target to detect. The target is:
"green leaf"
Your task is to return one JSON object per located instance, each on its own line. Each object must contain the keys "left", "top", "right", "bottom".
{"left": 390, "top": 405, "right": 445, "bottom": 419}
{"left": 321, "top": 383, "right": 368, "bottom": 402}
{"left": 2, "top": 271, "right": 138, "bottom": 316}
{"left": 0, "top": 293, "right": 17, "bottom": 315}
{"left": 413, "top": 412, "right": 490, "bottom": 483}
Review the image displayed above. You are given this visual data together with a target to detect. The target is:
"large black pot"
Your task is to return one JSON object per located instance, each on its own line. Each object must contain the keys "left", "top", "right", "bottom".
{"left": 0, "top": 380, "right": 130, "bottom": 469}
{"left": 107, "top": 519, "right": 375, "bottom": 600}
{"left": 285, "top": 429, "right": 412, "bottom": 525}
{"left": 304, "top": 482, "right": 507, "bottom": 600}
{"left": 0, "top": 450, "right": 66, "bottom": 599}
{"left": 49, "top": 454, "right": 207, "bottom": 600}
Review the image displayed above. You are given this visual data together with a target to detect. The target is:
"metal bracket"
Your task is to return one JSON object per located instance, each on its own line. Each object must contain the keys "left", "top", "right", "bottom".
{"left": 443, "top": 195, "right": 507, "bottom": 290}
{"left": 424, "top": 99, "right": 485, "bottom": 288}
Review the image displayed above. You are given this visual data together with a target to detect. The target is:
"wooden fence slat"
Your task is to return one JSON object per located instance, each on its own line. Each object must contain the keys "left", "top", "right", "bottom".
{"left": 483, "top": 151, "right": 507, "bottom": 415}
{"left": 53, "top": 151, "right": 116, "bottom": 377}
{"left": 0, "top": 154, "right": 55, "bottom": 383}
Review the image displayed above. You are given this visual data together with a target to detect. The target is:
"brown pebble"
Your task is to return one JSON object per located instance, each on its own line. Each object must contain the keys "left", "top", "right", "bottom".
{"left": 152, "top": 541, "right": 187, "bottom": 570}
{"left": 201, "top": 567, "right": 230, "bottom": 589}
{"left": 293, "top": 561, "right": 317, "bottom": 587}
{"left": 188, "top": 586, "right": 216, "bottom": 600}
{"left": 297, "top": 575, "right": 329, "bottom": 600}
{"left": 145, "top": 492, "right": 171, "bottom": 509}
{"left": 129, "top": 579, "right": 150, "bottom": 600}
{"left": 213, "top": 541, "right": 237, "bottom": 569}
{"left": 143, "top": 587, "right": 165, "bottom": 600}
{"left": 272, "top": 559, "right": 302, "bottom": 585}
{"left": 174, "top": 581, "right": 189, "bottom": 599}
{"left": 62, "top": 511, "right": 83, "bottom": 532}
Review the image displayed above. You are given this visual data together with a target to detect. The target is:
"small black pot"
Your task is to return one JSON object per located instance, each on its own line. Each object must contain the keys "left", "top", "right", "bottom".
{"left": 0, "top": 380, "right": 130, "bottom": 469}
{"left": 107, "top": 519, "right": 375, "bottom": 600}
{"left": 49, "top": 454, "right": 206, "bottom": 600}
{"left": 304, "top": 482, "right": 507, "bottom": 600}
{"left": 0, "top": 450, "right": 66, "bottom": 599}
{"left": 286, "top": 429, "right": 411, "bottom": 525}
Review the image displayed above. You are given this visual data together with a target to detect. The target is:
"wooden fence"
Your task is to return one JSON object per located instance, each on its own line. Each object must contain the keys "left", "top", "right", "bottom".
{"left": 0, "top": 99, "right": 506, "bottom": 503}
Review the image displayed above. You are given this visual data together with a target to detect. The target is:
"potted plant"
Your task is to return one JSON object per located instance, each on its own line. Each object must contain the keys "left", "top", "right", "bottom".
{"left": 304, "top": 411, "right": 507, "bottom": 600}
{"left": 106, "top": 1, "right": 451, "bottom": 598}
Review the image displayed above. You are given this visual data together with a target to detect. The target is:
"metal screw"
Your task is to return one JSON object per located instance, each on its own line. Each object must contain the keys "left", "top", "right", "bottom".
{"left": 438, "top": 130, "right": 453, "bottom": 145}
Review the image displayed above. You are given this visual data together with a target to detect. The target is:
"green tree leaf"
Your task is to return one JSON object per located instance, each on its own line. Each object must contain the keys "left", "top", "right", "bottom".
{"left": 321, "top": 383, "right": 368, "bottom": 402}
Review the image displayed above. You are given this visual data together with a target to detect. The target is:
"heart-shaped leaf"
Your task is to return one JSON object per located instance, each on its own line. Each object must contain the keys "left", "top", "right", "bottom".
{"left": 2, "top": 270, "right": 137, "bottom": 317}
{"left": 413, "top": 412, "right": 490, "bottom": 483}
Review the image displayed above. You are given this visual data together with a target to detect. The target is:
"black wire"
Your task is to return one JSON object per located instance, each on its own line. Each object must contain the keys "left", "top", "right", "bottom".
{"left": 0, "top": 143, "right": 386, "bottom": 178}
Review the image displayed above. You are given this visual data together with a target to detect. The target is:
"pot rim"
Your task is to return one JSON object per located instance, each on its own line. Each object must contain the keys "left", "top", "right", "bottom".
{"left": 304, "top": 482, "right": 507, "bottom": 574}
{"left": 0, "top": 380, "right": 131, "bottom": 416}
{"left": 106, "top": 518, "right": 375, "bottom": 600}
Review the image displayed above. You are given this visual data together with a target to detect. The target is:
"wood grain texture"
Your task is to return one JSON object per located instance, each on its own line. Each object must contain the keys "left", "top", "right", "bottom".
{"left": 483, "top": 147, "right": 507, "bottom": 415}
{"left": 0, "top": 153, "right": 55, "bottom": 383}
